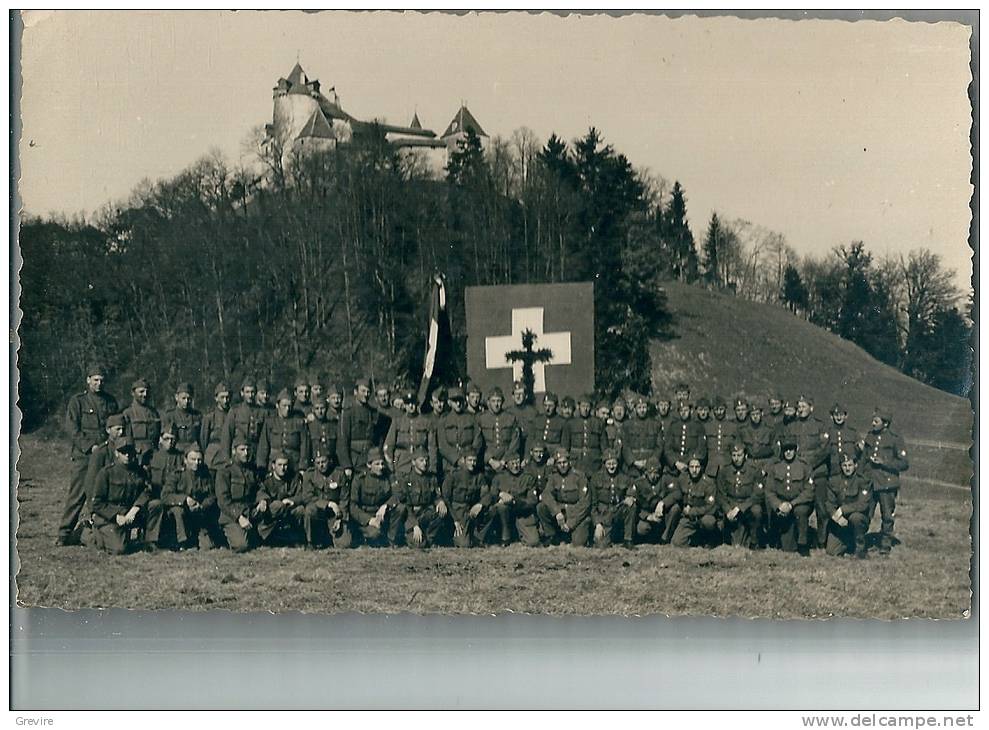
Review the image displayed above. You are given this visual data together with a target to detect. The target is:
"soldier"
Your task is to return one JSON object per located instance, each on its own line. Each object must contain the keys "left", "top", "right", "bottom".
{"left": 528, "top": 392, "right": 568, "bottom": 458}
{"left": 372, "top": 382, "right": 396, "bottom": 446}
{"left": 307, "top": 396, "right": 341, "bottom": 464}
{"left": 146, "top": 427, "right": 185, "bottom": 499}
{"left": 90, "top": 439, "right": 157, "bottom": 554}
{"left": 567, "top": 393, "right": 608, "bottom": 475}
{"left": 490, "top": 453, "right": 542, "bottom": 547}
{"left": 121, "top": 378, "right": 160, "bottom": 467}
{"left": 159, "top": 445, "right": 220, "bottom": 550}
{"left": 632, "top": 457, "right": 682, "bottom": 545}
{"left": 325, "top": 382, "right": 346, "bottom": 424}
{"left": 765, "top": 438, "right": 815, "bottom": 555}
{"left": 423, "top": 386, "right": 448, "bottom": 482}
{"left": 594, "top": 400, "right": 611, "bottom": 424}
{"left": 765, "top": 392, "right": 785, "bottom": 430}
{"left": 673, "top": 382, "right": 691, "bottom": 408}
{"left": 465, "top": 382, "right": 486, "bottom": 416}
{"left": 671, "top": 454, "right": 721, "bottom": 548}
{"left": 559, "top": 396, "right": 576, "bottom": 421}
{"left": 662, "top": 401, "right": 708, "bottom": 476}
{"left": 437, "top": 387, "right": 483, "bottom": 475}
{"left": 716, "top": 442, "right": 765, "bottom": 548}
{"left": 292, "top": 376, "right": 311, "bottom": 418}
{"left": 349, "top": 448, "right": 402, "bottom": 546}
{"left": 296, "top": 448, "right": 352, "bottom": 549}
{"left": 162, "top": 382, "right": 202, "bottom": 456}
{"left": 655, "top": 395, "right": 674, "bottom": 434}
{"left": 606, "top": 397, "right": 629, "bottom": 457}
{"left": 825, "top": 452, "right": 873, "bottom": 558}
{"left": 257, "top": 452, "right": 305, "bottom": 545}
{"left": 589, "top": 449, "right": 637, "bottom": 549}
{"left": 59, "top": 363, "right": 120, "bottom": 546}
{"left": 741, "top": 404, "right": 776, "bottom": 462}
{"left": 337, "top": 378, "right": 380, "bottom": 475}
{"left": 536, "top": 448, "right": 592, "bottom": 546}
{"left": 255, "top": 378, "right": 275, "bottom": 427}
{"left": 440, "top": 451, "right": 496, "bottom": 547}
{"left": 702, "top": 396, "right": 738, "bottom": 478}
{"left": 199, "top": 382, "right": 232, "bottom": 471}
{"left": 506, "top": 380, "right": 537, "bottom": 450}
{"left": 384, "top": 389, "right": 438, "bottom": 475}
{"left": 308, "top": 372, "right": 326, "bottom": 411}
{"left": 398, "top": 448, "right": 444, "bottom": 549}
{"left": 82, "top": 414, "right": 128, "bottom": 513}
{"left": 825, "top": 402, "right": 861, "bottom": 477}
{"left": 731, "top": 397, "right": 750, "bottom": 430}
{"left": 781, "top": 395, "right": 831, "bottom": 548}
{"left": 257, "top": 389, "right": 311, "bottom": 472}
{"left": 477, "top": 387, "right": 521, "bottom": 473}
{"left": 862, "top": 407, "right": 909, "bottom": 556}
{"left": 220, "top": 377, "right": 263, "bottom": 464}
{"left": 622, "top": 395, "right": 663, "bottom": 474}
{"left": 214, "top": 437, "right": 264, "bottom": 553}
{"left": 522, "top": 440, "right": 551, "bottom": 495}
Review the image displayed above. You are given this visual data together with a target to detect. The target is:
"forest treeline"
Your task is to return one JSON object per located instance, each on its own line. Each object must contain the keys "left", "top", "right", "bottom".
{"left": 18, "top": 125, "right": 972, "bottom": 430}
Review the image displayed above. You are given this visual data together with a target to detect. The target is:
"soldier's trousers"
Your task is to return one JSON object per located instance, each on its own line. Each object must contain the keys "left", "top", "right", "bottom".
{"left": 770, "top": 505, "right": 812, "bottom": 552}
{"left": 671, "top": 514, "right": 720, "bottom": 548}
{"left": 258, "top": 500, "right": 306, "bottom": 543}
{"left": 591, "top": 504, "right": 636, "bottom": 547}
{"left": 404, "top": 506, "right": 444, "bottom": 549}
{"left": 723, "top": 504, "right": 764, "bottom": 548}
{"left": 636, "top": 504, "right": 681, "bottom": 544}
{"left": 491, "top": 504, "right": 541, "bottom": 546}
{"left": 871, "top": 489, "right": 897, "bottom": 550}
{"left": 813, "top": 479, "right": 831, "bottom": 548}
{"left": 825, "top": 512, "right": 868, "bottom": 556}
{"left": 303, "top": 502, "right": 353, "bottom": 548}
{"left": 140, "top": 499, "right": 165, "bottom": 545}
{"left": 58, "top": 455, "right": 90, "bottom": 540}
{"left": 222, "top": 521, "right": 260, "bottom": 553}
{"left": 92, "top": 510, "right": 152, "bottom": 555}
{"left": 352, "top": 506, "right": 403, "bottom": 546}
{"left": 536, "top": 502, "right": 590, "bottom": 546}
{"left": 164, "top": 504, "right": 220, "bottom": 547}
{"left": 451, "top": 505, "right": 497, "bottom": 548}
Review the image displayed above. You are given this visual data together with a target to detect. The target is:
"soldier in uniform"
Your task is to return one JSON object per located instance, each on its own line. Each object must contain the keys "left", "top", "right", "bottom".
{"left": 528, "top": 392, "right": 568, "bottom": 460}
{"left": 765, "top": 392, "right": 785, "bottom": 430}
{"left": 308, "top": 372, "right": 326, "bottom": 414}
{"left": 159, "top": 445, "right": 220, "bottom": 550}
{"left": 90, "top": 439, "right": 157, "bottom": 554}
{"left": 337, "top": 378, "right": 380, "bottom": 475}
{"left": 655, "top": 395, "right": 674, "bottom": 434}
{"left": 349, "top": 448, "right": 402, "bottom": 546}
{"left": 673, "top": 382, "right": 691, "bottom": 408}
{"left": 589, "top": 449, "right": 637, "bottom": 549}
{"left": 199, "top": 382, "right": 232, "bottom": 471}
{"left": 437, "top": 387, "right": 483, "bottom": 476}
{"left": 716, "top": 442, "right": 765, "bottom": 548}
{"left": 465, "top": 382, "right": 486, "bottom": 416}
{"left": 622, "top": 395, "right": 663, "bottom": 475}
{"left": 567, "top": 393, "right": 608, "bottom": 475}
{"left": 385, "top": 389, "right": 439, "bottom": 476}
{"left": 825, "top": 452, "right": 873, "bottom": 558}
{"left": 671, "top": 454, "right": 721, "bottom": 548}
{"left": 162, "top": 382, "right": 202, "bottom": 456}
{"left": 257, "top": 451, "right": 305, "bottom": 544}
{"left": 606, "top": 397, "right": 629, "bottom": 457}
{"left": 632, "top": 457, "right": 682, "bottom": 545}
{"left": 490, "top": 453, "right": 542, "bottom": 547}
{"left": 296, "top": 448, "right": 352, "bottom": 549}
{"left": 60, "top": 363, "right": 119, "bottom": 546}
{"left": 220, "top": 377, "right": 263, "bottom": 464}
{"left": 740, "top": 404, "right": 776, "bottom": 463}
{"left": 146, "top": 427, "right": 185, "bottom": 499}
{"left": 782, "top": 395, "right": 831, "bottom": 548}
{"left": 594, "top": 400, "right": 611, "bottom": 424}
{"left": 440, "top": 451, "right": 496, "bottom": 547}
{"left": 662, "top": 401, "right": 708, "bottom": 476}
{"left": 765, "top": 437, "right": 815, "bottom": 554}
{"left": 862, "top": 407, "right": 909, "bottom": 556}
{"left": 372, "top": 382, "right": 397, "bottom": 446}
{"left": 825, "top": 403, "right": 861, "bottom": 478}
{"left": 82, "top": 414, "right": 128, "bottom": 513}
{"left": 731, "top": 397, "right": 749, "bottom": 430}
{"left": 397, "top": 448, "right": 444, "bottom": 549}
{"left": 255, "top": 378, "right": 275, "bottom": 427}
{"left": 214, "top": 437, "right": 264, "bottom": 552}
{"left": 522, "top": 440, "right": 551, "bottom": 495}
{"left": 307, "top": 396, "right": 341, "bottom": 464}
{"left": 256, "top": 389, "right": 311, "bottom": 472}
{"left": 559, "top": 396, "right": 576, "bottom": 421}
{"left": 702, "top": 396, "right": 738, "bottom": 479}
{"left": 121, "top": 378, "right": 160, "bottom": 467}
{"left": 536, "top": 448, "right": 592, "bottom": 547}
{"left": 506, "top": 380, "right": 537, "bottom": 451}
{"left": 292, "top": 376, "right": 311, "bottom": 418}
{"left": 477, "top": 387, "right": 521, "bottom": 474}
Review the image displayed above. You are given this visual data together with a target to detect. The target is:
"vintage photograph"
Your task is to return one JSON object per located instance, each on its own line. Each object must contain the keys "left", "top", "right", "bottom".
{"left": 13, "top": 10, "right": 974, "bottom": 618}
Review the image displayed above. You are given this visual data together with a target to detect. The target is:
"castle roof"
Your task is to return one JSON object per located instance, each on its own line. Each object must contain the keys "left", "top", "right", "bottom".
{"left": 286, "top": 62, "right": 307, "bottom": 88}
{"left": 410, "top": 112, "right": 422, "bottom": 130}
{"left": 442, "top": 105, "right": 487, "bottom": 139}
{"left": 296, "top": 106, "right": 336, "bottom": 141}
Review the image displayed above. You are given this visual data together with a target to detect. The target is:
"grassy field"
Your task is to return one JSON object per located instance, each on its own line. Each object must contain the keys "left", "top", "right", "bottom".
{"left": 15, "top": 434, "right": 972, "bottom": 618}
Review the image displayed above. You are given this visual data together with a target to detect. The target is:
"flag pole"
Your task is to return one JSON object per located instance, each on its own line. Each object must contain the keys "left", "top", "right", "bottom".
{"left": 417, "top": 272, "right": 447, "bottom": 409}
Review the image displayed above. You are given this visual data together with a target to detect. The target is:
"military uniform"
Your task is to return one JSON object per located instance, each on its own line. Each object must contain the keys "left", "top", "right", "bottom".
{"left": 490, "top": 470, "right": 542, "bottom": 546}
{"left": 349, "top": 469, "right": 400, "bottom": 546}
{"left": 662, "top": 417, "right": 708, "bottom": 473}
{"left": 308, "top": 415, "right": 342, "bottom": 466}
{"left": 214, "top": 458, "right": 264, "bottom": 552}
{"left": 621, "top": 415, "right": 663, "bottom": 473}
{"left": 257, "top": 471, "right": 305, "bottom": 543}
{"left": 703, "top": 417, "right": 739, "bottom": 478}
{"left": 764, "top": 456, "right": 815, "bottom": 552}
{"left": 147, "top": 446, "right": 185, "bottom": 499}
{"left": 162, "top": 407, "right": 203, "bottom": 456}
{"left": 529, "top": 412, "right": 568, "bottom": 454}
{"left": 566, "top": 414, "right": 609, "bottom": 474}
{"left": 397, "top": 469, "right": 443, "bottom": 548}
{"left": 121, "top": 398, "right": 160, "bottom": 466}
{"left": 589, "top": 468, "right": 637, "bottom": 547}
{"left": 257, "top": 412, "right": 311, "bottom": 472}
{"left": 83, "top": 436, "right": 123, "bottom": 515}
{"left": 506, "top": 400, "right": 537, "bottom": 450}
{"left": 825, "top": 422, "right": 862, "bottom": 477}
{"left": 477, "top": 410, "right": 522, "bottom": 469}
{"left": 221, "top": 401, "right": 265, "bottom": 463}
{"left": 521, "top": 455, "right": 551, "bottom": 495}
{"left": 160, "top": 465, "right": 220, "bottom": 548}
{"left": 200, "top": 405, "right": 232, "bottom": 471}
{"left": 337, "top": 401, "right": 380, "bottom": 471}
{"left": 441, "top": 466, "right": 496, "bottom": 547}
{"left": 716, "top": 460, "right": 765, "bottom": 548}
{"left": 740, "top": 419, "right": 776, "bottom": 462}
{"left": 437, "top": 410, "right": 483, "bottom": 475}
{"left": 90, "top": 460, "right": 156, "bottom": 554}
{"left": 862, "top": 421, "right": 909, "bottom": 553}
{"left": 631, "top": 471, "right": 682, "bottom": 544}
{"left": 824, "top": 471, "right": 873, "bottom": 557}
{"left": 385, "top": 413, "right": 438, "bottom": 475}
{"left": 671, "top": 472, "right": 720, "bottom": 547}
{"left": 605, "top": 415, "right": 628, "bottom": 456}
{"left": 295, "top": 465, "right": 352, "bottom": 548}
{"left": 536, "top": 467, "right": 592, "bottom": 546}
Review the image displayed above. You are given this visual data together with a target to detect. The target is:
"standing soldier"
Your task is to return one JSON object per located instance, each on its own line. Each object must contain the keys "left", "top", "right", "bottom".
{"left": 325, "top": 381, "right": 346, "bottom": 425}
{"left": 703, "top": 396, "right": 737, "bottom": 478}
{"left": 384, "top": 390, "right": 438, "bottom": 476}
{"left": 558, "top": 396, "right": 576, "bottom": 421}
{"left": 765, "top": 392, "right": 785, "bottom": 430}
{"left": 59, "top": 363, "right": 119, "bottom": 546}
{"left": 372, "top": 382, "right": 396, "bottom": 446}
{"left": 536, "top": 448, "right": 592, "bottom": 547}
{"left": 589, "top": 449, "right": 637, "bottom": 549}
{"left": 731, "top": 397, "right": 749, "bottom": 429}
{"left": 308, "top": 372, "right": 325, "bottom": 411}
{"left": 214, "top": 437, "right": 264, "bottom": 552}
{"left": 89, "top": 439, "right": 156, "bottom": 554}
{"left": 622, "top": 395, "right": 663, "bottom": 474}
{"left": 716, "top": 442, "right": 765, "bottom": 548}
{"left": 528, "top": 392, "right": 568, "bottom": 459}
{"left": 465, "top": 382, "right": 486, "bottom": 416}
{"left": 337, "top": 378, "right": 380, "bottom": 476}
{"left": 825, "top": 452, "right": 873, "bottom": 558}
{"left": 606, "top": 397, "right": 629, "bottom": 458}
{"left": 307, "top": 396, "right": 341, "bottom": 465}
{"left": 595, "top": 400, "right": 611, "bottom": 424}
{"left": 825, "top": 403, "right": 861, "bottom": 477}
{"left": 862, "top": 407, "right": 909, "bottom": 556}
{"left": 671, "top": 454, "right": 721, "bottom": 548}
{"left": 765, "top": 438, "right": 815, "bottom": 555}
{"left": 673, "top": 383, "right": 691, "bottom": 408}
{"left": 783, "top": 395, "right": 831, "bottom": 548}
{"left": 255, "top": 378, "right": 275, "bottom": 427}
{"left": 256, "top": 389, "right": 311, "bottom": 472}
{"left": 349, "top": 448, "right": 402, "bottom": 547}
{"left": 257, "top": 452, "right": 305, "bottom": 545}
{"left": 159, "top": 445, "right": 220, "bottom": 550}
{"left": 398, "top": 448, "right": 444, "bottom": 549}
{"left": 477, "top": 387, "right": 521, "bottom": 474}
{"left": 162, "top": 382, "right": 202, "bottom": 456}
{"left": 662, "top": 401, "right": 708, "bottom": 476}
{"left": 146, "top": 427, "right": 185, "bottom": 498}
{"left": 655, "top": 395, "right": 674, "bottom": 435}
{"left": 437, "top": 387, "right": 483, "bottom": 475}
{"left": 632, "top": 457, "right": 682, "bottom": 545}
{"left": 741, "top": 404, "right": 776, "bottom": 463}
{"left": 291, "top": 376, "right": 311, "bottom": 418}
{"left": 440, "top": 451, "right": 496, "bottom": 547}
{"left": 490, "top": 453, "right": 542, "bottom": 547}
{"left": 121, "top": 378, "right": 160, "bottom": 467}
{"left": 506, "top": 380, "right": 537, "bottom": 451}
{"left": 296, "top": 448, "right": 352, "bottom": 549}
{"left": 567, "top": 394, "right": 608, "bottom": 475}
{"left": 199, "top": 382, "right": 232, "bottom": 471}
{"left": 220, "top": 378, "right": 263, "bottom": 464}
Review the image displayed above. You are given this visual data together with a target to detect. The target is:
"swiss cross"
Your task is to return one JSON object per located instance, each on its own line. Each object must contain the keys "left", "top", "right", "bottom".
{"left": 484, "top": 307, "right": 572, "bottom": 393}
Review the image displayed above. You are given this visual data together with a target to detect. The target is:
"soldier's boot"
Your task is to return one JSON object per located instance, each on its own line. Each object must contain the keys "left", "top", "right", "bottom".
{"left": 493, "top": 503, "right": 512, "bottom": 544}
{"left": 619, "top": 505, "right": 636, "bottom": 547}
{"left": 794, "top": 505, "right": 813, "bottom": 554}
{"left": 849, "top": 513, "right": 868, "bottom": 557}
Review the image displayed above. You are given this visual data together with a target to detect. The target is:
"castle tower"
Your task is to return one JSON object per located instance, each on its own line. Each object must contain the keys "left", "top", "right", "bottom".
{"left": 441, "top": 104, "right": 488, "bottom": 151}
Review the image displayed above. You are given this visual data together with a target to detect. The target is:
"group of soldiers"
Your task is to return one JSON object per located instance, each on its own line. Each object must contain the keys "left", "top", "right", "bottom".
{"left": 58, "top": 364, "right": 908, "bottom": 558}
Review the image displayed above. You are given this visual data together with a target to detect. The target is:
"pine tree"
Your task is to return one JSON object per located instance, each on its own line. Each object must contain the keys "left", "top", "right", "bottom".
{"left": 781, "top": 264, "right": 808, "bottom": 312}
{"left": 702, "top": 212, "right": 722, "bottom": 287}
{"left": 661, "top": 181, "right": 699, "bottom": 282}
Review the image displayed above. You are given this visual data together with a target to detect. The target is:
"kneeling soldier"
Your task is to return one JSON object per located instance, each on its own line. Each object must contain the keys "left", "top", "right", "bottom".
{"left": 214, "top": 438, "right": 264, "bottom": 553}
{"left": 258, "top": 452, "right": 305, "bottom": 544}
{"left": 298, "top": 449, "right": 352, "bottom": 549}
{"left": 716, "top": 442, "right": 765, "bottom": 549}
{"left": 349, "top": 448, "right": 401, "bottom": 546}
{"left": 537, "top": 448, "right": 592, "bottom": 546}
{"left": 440, "top": 451, "right": 496, "bottom": 547}
{"left": 589, "top": 449, "right": 637, "bottom": 549}
{"left": 632, "top": 457, "right": 682, "bottom": 545}
{"left": 490, "top": 453, "right": 542, "bottom": 547}
{"left": 671, "top": 454, "right": 721, "bottom": 548}
{"left": 825, "top": 453, "right": 873, "bottom": 558}
{"left": 399, "top": 448, "right": 444, "bottom": 549}
{"left": 765, "top": 438, "right": 815, "bottom": 555}
{"left": 90, "top": 439, "right": 156, "bottom": 555}
{"left": 160, "top": 445, "right": 220, "bottom": 550}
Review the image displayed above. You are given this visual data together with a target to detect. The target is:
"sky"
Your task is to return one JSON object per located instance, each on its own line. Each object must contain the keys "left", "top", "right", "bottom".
{"left": 17, "top": 10, "right": 974, "bottom": 289}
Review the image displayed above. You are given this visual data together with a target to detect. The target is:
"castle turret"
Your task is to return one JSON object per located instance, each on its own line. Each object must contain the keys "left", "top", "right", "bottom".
{"left": 441, "top": 104, "right": 488, "bottom": 150}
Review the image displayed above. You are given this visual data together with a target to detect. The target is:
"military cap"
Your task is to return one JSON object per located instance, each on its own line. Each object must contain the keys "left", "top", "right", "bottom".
{"left": 326, "top": 382, "right": 344, "bottom": 396}
{"left": 487, "top": 386, "right": 505, "bottom": 400}
{"left": 184, "top": 443, "right": 204, "bottom": 457}
{"left": 448, "top": 386, "right": 465, "bottom": 400}
{"left": 553, "top": 446, "right": 569, "bottom": 460}
{"left": 612, "top": 396, "right": 627, "bottom": 408}
{"left": 402, "top": 389, "right": 416, "bottom": 404}
{"left": 528, "top": 439, "right": 547, "bottom": 452}
{"left": 293, "top": 375, "right": 309, "bottom": 389}
{"left": 308, "top": 372, "right": 325, "bottom": 387}
{"left": 769, "top": 391, "right": 783, "bottom": 401}
{"left": 674, "top": 382, "right": 690, "bottom": 392}
{"left": 730, "top": 440, "right": 746, "bottom": 453}
{"left": 542, "top": 391, "right": 558, "bottom": 404}
{"left": 577, "top": 393, "right": 595, "bottom": 405}
{"left": 512, "top": 379, "right": 525, "bottom": 389}
{"left": 505, "top": 452, "right": 523, "bottom": 464}
{"left": 840, "top": 451, "right": 857, "bottom": 465}
{"left": 831, "top": 402, "right": 847, "bottom": 415}
{"left": 113, "top": 438, "right": 136, "bottom": 454}
{"left": 780, "top": 437, "right": 798, "bottom": 451}
{"left": 874, "top": 406, "right": 892, "bottom": 423}
{"left": 214, "top": 382, "right": 231, "bottom": 396}
{"left": 687, "top": 452, "right": 704, "bottom": 464}
{"left": 632, "top": 394, "right": 647, "bottom": 406}
{"left": 466, "top": 382, "right": 482, "bottom": 396}
{"left": 696, "top": 397, "right": 711, "bottom": 409}
{"left": 87, "top": 363, "right": 107, "bottom": 377}
{"left": 432, "top": 386, "right": 448, "bottom": 400}
{"left": 366, "top": 447, "right": 385, "bottom": 463}
{"left": 561, "top": 396, "right": 576, "bottom": 409}
{"left": 269, "top": 450, "right": 291, "bottom": 463}
{"left": 749, "top": 403, "right": 764, "bottom": 412}
{"left": 255, "top": 378, "right": 272, "bottom": 392}
{"left": 713, "top": 396, "right": 727, "bottom": 408}
{"left": 645, "top": 456, "right": 662, "bottom": 472}
{"left": 797, "top": 394, "right": 813, "bottom": 406}
{"left": 240, "top": 376, "right": 256, "bottom": 389}
{"left": 411, "top": 446, "right": 430, "bottom": 461}
{"left": 595, "top": 401, "right": 611, "bottom": 411}
{"left": 733, "top": 396, "right": 747, "bottom": 408}
{"left": 276, "top": 388, "right": 293, "bottom": 403}
{"left": 602, "top": 448, "right": 620, "bottom": 463}
{"left": 131, "top": 378, "right": 150, "bottom": 391}
{"left": 311, "top": 395, "right": 327, "bottom": 407}
{"left": 656, "top": 395, "right": 672, "bottom": 404}
{"left": 354, "top": 377, "right": 372, "bottom": 389}
{"left": 106, "top": 414, "right": 126, "bottom": 429}
{"left": 175, "top": 382, "right": 194, "bottom": 396}
{"left": 783, "top": 400, "right": 795, "bottom": 410}
{"left": 231, "top": 434, "right": 251, "bottom": 449}
{"left": 312, "top": 446, "right": 333, "bottom": 461}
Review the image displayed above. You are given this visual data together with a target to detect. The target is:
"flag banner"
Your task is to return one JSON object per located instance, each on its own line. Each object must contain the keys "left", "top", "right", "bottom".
{"left": 417, "top": 274, "right": 450, "bottom": 406}
{"left": 465, "top": 282, "right": 594, "bottom": 397}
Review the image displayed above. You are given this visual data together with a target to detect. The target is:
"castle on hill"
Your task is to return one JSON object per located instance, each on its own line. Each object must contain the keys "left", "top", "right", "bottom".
{"left": 265, "top": 62, "right": 488, "bottom": 173}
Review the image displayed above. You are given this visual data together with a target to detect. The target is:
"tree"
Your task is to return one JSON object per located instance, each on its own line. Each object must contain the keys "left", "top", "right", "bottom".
{"left": 901, "top": 249, "right": 960, "bottom": 378}
{"left": 702, "top": 212, "right": 722, "bottom": 287}
{"left": 781, "top": 264, "right": 808, "bottom": 313}
{"left": 660, "top": 181, "right": 699, "bottom": 283}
